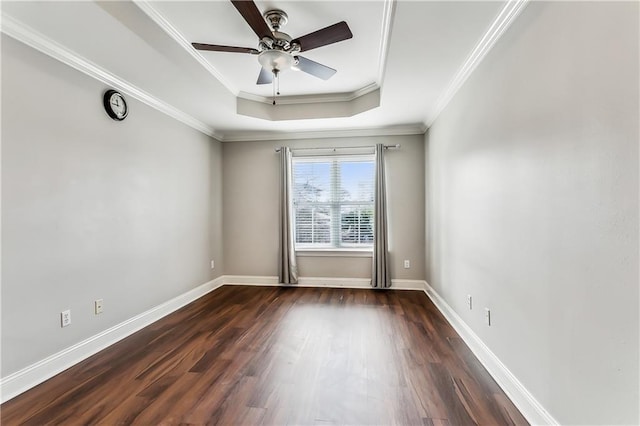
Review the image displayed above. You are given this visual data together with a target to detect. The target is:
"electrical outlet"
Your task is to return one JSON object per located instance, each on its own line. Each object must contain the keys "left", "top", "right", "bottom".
{"left": 467, "top": 294, "right": 473, "bottom": 310}
{"left": 485, "top": 308, "right": 491, "bottom": 326}
{"left": 210, "top": 260, "right": 215, "bottom": 269}
{"left": 61, "top": 310, "right": 71, "bottom": 327}
{"left": 403, "top": 260, "right": 410, "bottom": 269}
{"left": 95, "top": 299, "right": 103, "bottom": 315}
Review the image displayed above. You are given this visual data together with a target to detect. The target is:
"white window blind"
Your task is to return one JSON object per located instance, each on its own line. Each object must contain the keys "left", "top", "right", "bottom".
{"left": 292, "top": 154, "right": 375, "bottom": 250}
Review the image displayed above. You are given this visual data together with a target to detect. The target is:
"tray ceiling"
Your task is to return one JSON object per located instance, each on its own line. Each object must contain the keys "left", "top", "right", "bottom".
{"left": 0, "top": 1, "right": 528, "bottom": 141}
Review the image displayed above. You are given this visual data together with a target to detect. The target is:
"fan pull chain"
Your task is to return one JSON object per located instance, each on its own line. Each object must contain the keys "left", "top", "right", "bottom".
{"left": 272, "top": 69, "right": 282, "bottom": 105}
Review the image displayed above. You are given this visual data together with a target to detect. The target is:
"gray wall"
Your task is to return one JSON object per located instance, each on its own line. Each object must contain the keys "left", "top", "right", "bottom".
{"left": 425, "top": 2, "right": 639, "bottom": 424}
{"left": 1, "top": 35, "right": 223, "bottom": 377}
{"left": 223, "top": 135, "right": 425, "bottom": 281}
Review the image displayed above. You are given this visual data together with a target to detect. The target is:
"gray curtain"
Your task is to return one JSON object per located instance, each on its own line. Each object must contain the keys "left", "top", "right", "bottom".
{"left": 372, "top": 144, "right": 391, "bottom": 288}
{"left": 278, "top": 147, "right": 299, "bottom": 284}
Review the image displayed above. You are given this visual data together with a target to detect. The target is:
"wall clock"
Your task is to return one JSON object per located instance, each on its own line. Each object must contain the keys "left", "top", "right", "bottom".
{"left": 103, "top": 90, "right": 128, "bottom": 121}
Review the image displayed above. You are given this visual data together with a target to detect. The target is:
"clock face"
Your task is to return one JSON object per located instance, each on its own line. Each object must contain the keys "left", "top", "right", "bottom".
{"left": 103, "top": 90, "right": 128, "bottom": 120}
{"left": 110, "top": 93, "right": 127, "bottom": 118}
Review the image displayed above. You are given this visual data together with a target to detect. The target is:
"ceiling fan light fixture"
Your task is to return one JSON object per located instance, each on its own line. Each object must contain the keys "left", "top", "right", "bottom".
{"left": 258, "top": 49, "right": 294, "bottom": 72}
{"left": 192, "top": 0, "right": 353, "bottom": 95}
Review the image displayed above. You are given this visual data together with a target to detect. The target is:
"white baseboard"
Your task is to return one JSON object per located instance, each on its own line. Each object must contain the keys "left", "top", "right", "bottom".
{"left": 223, "top": 275, "right": 371, "bottom": 288}
{"left": 222, "top": 275, "right": 280, "bottom": 286}
{"left": 390, "top": 279, "right": 426, "bottom": 290}
{"left": 298, "top": 276, "right": 371, "bottom": 288}
{"left": 0, "top": 276, "right": 225, "bottom": 404}
{"left": 422, "top": 281, "right": 558, "bottom": 426}
{"left": 222, "top": 275, "right": 425, "bottom": 290}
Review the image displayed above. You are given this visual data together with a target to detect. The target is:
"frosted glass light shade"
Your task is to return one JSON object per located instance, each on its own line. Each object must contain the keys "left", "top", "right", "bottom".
{"left": 258, "top": 50, "right": 294, "bottom": 72}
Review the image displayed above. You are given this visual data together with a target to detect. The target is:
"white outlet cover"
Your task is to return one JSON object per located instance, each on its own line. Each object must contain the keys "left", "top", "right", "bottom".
{"left": 61, "top": 310, "right": 71, "bottom": 327}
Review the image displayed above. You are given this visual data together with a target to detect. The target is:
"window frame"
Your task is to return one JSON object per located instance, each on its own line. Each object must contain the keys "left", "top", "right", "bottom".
{"left": 291, "top": 153, "right": 375, "bottom": 252}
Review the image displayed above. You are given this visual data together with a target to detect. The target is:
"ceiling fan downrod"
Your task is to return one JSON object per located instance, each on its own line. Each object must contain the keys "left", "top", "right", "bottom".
{"left": 264, "top": 9, "right": 288, "bottom": 32}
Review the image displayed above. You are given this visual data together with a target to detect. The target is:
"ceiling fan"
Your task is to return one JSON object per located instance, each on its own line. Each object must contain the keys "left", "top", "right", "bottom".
{"left": 192, "top": 0, "right": 353, "bottom": 100}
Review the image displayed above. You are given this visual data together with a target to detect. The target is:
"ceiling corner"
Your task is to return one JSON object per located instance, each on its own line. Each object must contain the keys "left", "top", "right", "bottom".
{"left": 425, "top": 0, "right": 530, "bottom": 128}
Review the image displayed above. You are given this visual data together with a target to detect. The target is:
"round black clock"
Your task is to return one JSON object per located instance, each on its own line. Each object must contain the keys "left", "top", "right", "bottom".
{"left": 103, "top": 90, "right": 128, "bottom": 121}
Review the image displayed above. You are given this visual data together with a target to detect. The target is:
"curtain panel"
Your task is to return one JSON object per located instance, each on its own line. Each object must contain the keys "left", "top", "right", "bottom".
{"left": 372, "top": 143, "right": 390, "bottom": 288}
{"left": 278, "top": 147, "right": 299, "bottom": 284}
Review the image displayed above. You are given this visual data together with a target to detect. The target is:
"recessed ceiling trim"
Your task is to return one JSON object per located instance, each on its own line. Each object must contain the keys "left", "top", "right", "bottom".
{"left": 0, "top": 12, "right": 221, "bottom": 140}
{"left": 238, "top": 82, "right": 379, "bottom": 105}
{"left": 133, "top": 0, "right": 239, "bottom": 96}
{"left": 426, "top": 0, "right": 530, "bottom": 128}
{"left": 219, "top": 123, "right": 426, "bottom": 143}
{"left": 237, "top": 89, "right": 380, "bottom": 121}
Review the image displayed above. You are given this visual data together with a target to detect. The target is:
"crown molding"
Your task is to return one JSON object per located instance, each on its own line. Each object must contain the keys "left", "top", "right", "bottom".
{"left": 238, "top": 82, "right": 379, "bottom": 106}
{"left": 237, "top": 88, "right": 380, "bottom": 121}
{"left": 0, "top": 12, "right": 222, "bottom": 140}
{"left": 377, "top": 0, "right": 396, "bottom": 85}
{"left": 219, "top": 123, "right": 426, "bottom": 143}
{"left": 426, "top": 0, "right": 530, "bottom": 128}
{"left": 132, "top": 0, "right": 239, "bottom": 96}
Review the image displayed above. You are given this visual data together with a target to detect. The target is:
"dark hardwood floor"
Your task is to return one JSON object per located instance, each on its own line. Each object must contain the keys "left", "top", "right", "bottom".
{"left": 1, "top": 286, "right": 528, "bottom": 425}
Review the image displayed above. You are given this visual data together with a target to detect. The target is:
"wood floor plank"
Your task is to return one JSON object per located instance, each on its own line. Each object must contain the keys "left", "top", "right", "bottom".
{"left": 1, "top": 286, "right": 528, "bottom": 425}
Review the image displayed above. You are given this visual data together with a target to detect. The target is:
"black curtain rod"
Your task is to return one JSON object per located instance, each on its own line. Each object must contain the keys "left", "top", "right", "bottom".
{"left": 274, "top": 144, "right": 400, "bottom": 153}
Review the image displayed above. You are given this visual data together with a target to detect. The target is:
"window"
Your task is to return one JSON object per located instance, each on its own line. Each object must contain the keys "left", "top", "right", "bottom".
{"left": 292, "top": 154, "right": 375, "bottom": 250}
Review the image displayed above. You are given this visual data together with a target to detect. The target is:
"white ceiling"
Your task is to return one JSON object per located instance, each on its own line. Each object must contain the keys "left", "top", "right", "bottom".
{"left": 0, "top": 1, "right": 526, "bottom": 141}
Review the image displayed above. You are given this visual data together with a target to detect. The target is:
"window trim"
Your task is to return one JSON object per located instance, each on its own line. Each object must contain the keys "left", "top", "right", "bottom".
{"left": 291, "top": 153, "right": 375, "bottom": 252}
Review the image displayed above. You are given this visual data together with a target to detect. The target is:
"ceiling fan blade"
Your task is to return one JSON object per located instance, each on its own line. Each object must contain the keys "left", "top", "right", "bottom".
{"left": 230, "top": 0, "right": 273, "bottom": 40}
{"left": 295, "top": 56, "right": 336, "bottom": 80}
{"left": 293, "top": 21, "right": 352, "bottom": 52}
{"left": 192, "top": 43, "right": 259, "bottom": 54}
{"left": 257, "top": 67, "right": 273, "bottom": 85}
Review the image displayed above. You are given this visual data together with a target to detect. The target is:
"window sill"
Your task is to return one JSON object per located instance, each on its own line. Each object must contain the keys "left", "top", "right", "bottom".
{"left": 295, "top": 249, "right": 373, "bottom": 258}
